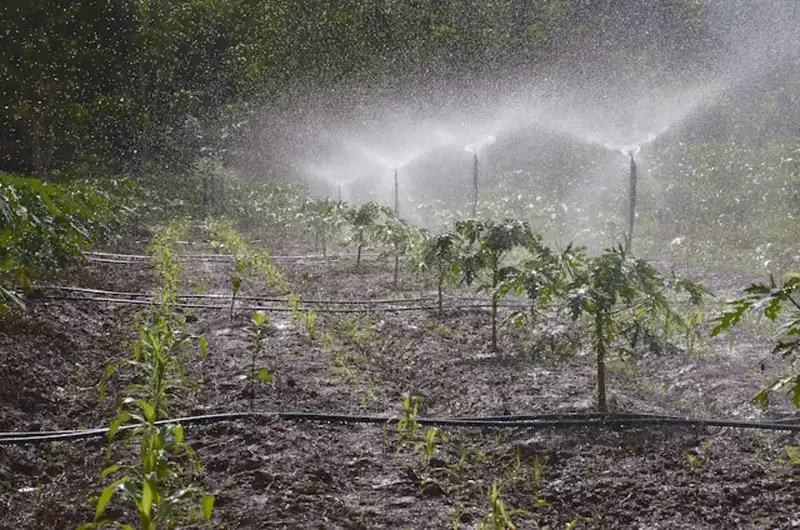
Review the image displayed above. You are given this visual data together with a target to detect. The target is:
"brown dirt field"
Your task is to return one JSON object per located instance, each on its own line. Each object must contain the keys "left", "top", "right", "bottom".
{"left": 1, "top": 235, "right": 799, "bottom": 530}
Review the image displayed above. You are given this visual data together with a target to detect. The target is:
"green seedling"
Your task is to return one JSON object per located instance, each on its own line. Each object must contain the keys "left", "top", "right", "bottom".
{"left": 785, "top": 446, "right": 800, "bottom": 466}
{"left": 80, "top": 405, "right": 214, "bottom": 530}
{"left": 336, "top": 315, "right": 373, "bottom": 354}
{"left": 413, "top": 427, "right": 448, "bottom": 464}
{"left": 246, "top": 311, "right": 277, "bottom": 409}
{"left": 479, "top": 482, "right": 532, "bottom": 530}
{"left": 360, "top": 375, "right": 377, "bottom": 406}
{"left": 397, "top": 394, "right": 422, "bottom": 442}
{"left": 530, "top": 453, "right": 549, "bottom": 508}
{"left": 288, "top": 293, "right": 318, "bottom": 342}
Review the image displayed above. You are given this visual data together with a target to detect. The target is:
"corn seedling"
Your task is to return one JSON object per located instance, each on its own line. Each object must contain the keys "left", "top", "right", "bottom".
{"left": 397, "top": 394, "right": 422, "bottom": 442}
{"left": 89, "top": 307, "right": 211, "bottom": 527}
{"left": 288, "top": 293, "right": 318, "bottom": 342}
{"left": 413, "top": 427, "right": 448, "bottom": 464}
{"left": 80, "top": 403, "right": 214, "bottom": 530}
{"left": 335, "top": 315, "right": 373, "bottom": 355}
{"left": 785, "top": 446, "right": 800, "bottom": 466}
{"left": 360, "top": 375, "right": 377, "bottom": 406}
{"left": 479, "top": 483, "right": 530, "bottom": 530}
{"left": 246, "top": 311, "right": 277, "bottom": 409}
{"left": 530, "top": 453, "right": 549, "bottom": 508}
{"left": 147, "top": 220, "right": 189, "bottom": 311}
{"left": 253, "top": 250, "right": 289, "bottom": 294}
{"left": 102, "top": 313, "right": 207, "bottom": 416}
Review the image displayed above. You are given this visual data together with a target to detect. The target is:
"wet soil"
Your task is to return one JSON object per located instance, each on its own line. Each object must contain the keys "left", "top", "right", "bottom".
{"left": 1, "top": 235, "right": 799, "bottom": 529}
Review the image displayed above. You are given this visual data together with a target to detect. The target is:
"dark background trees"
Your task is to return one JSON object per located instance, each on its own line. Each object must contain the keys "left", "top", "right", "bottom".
{"left": 3, "top": 0, "right": 763, "bottom": 180}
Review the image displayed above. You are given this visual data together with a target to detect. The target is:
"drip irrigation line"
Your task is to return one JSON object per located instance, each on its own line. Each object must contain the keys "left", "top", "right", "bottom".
{"left": 85, "top": 251, "right": 377, "bottom": 264}
{"left": 3, "top": 411, "right": 800, "bottom": 446}
{"left": 37, "top": 286, "right": 535, "bottom": 309}
{"left": 36, "top": 286, "right": 438, "bottom": 305}
{"left": 37, "top": 293, "right": 529, "bottom": 313}
{"left": 37, "top": 294, "right": 457, "bottom": 313}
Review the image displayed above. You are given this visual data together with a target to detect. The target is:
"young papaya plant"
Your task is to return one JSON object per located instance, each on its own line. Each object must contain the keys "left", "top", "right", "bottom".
{"left": 565, "top": 245, "right": 708, "bottom": 412}
{"left": 377, "top": 215, "right": 426, "bottom": 288}
{"left": 417, "top": 232, "right": 468, "bottom": 315}
{"left": 345, "top": 201, "right": 386, "bottom": 269}
{"left": 300, "top": 197, "right": 347, "bottom": 258}
{"left": 712, "top": 272, "right": 800, "bottom": 408}
{"left": 456, "top": 219, "right": 537, "bottom": 352}
{"left": 498, "top": 241, "right": 582, "bottom": 328}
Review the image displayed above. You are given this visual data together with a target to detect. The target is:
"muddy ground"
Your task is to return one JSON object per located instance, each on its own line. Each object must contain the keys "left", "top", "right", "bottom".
{"left": 1, "top": 231, "right": 799, "bottom": 529}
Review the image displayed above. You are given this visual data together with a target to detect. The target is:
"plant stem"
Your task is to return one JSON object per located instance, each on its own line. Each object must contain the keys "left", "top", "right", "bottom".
{"left": 250, "top": 344, "right": 257, "bottom": 411}
{"left": 438, "top": 272, "right": 444, "bottom": 316}
{"left": 595, "top": 312, "right": 608, "bottom": 412}
{"left": 491, "top": 261, "right": 499, "bottom": 353}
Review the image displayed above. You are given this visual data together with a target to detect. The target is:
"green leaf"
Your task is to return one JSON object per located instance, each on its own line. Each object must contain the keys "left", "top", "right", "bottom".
{"left": 107, "top": 412, "right": 130, "bottom": 442}
{"left": 136, "top": 400, "right": 156, "bottom": 424}
{"left": 99, "top": 464, "right": 121, "bottom": 480}
{"left": 140, "top": 480, "right": 153, "bottom": 520}
{"left": 252, "top": 310, "right": 268, "bottom": 327}
{"left": 173, "top": 423, "right": 184, "bottom": 447}
{"left": 100, "top": 361, "right": 122, "bottom": 401}
{"left": 195, "top": 336, "right": 208, "bottom": 358}
{"left": 254, "top": 367, "right": 272, "bottom": 383}
{"left": 94, "top": 478, "right": 127, "bottom": 521}
{"left": 792, "top": 377, "right": 800, "bottom": 409}
{"left": 201, "top": 494, "right": 215, "bottom": 520}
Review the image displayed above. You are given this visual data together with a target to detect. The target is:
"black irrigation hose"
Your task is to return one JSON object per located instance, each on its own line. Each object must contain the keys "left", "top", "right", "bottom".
{"left": 38, "top": 286, "right": 536, "bottom": 310}
{"left": 3, "top": 411, "right": 800, "bottom": 446}
{"left": 85, "top": 251, "right": 377, "bottom": 264}
{"left": 36, "top": 286, "right": 439, "bottom": 305}
{"left": 37, "top": 294, "right": 531, "bottom": 313}
{"left": 37, "top": 294, "right": 445, "bottom": 313}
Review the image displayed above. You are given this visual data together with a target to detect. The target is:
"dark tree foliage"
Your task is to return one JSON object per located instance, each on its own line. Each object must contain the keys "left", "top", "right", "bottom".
{"left": 0, "top": 1, "right": 730, "bottom": 178}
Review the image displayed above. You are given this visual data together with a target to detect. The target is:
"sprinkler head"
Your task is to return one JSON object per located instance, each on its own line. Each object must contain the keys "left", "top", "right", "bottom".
{"left": 464, "top": 135, "right": 497, "bottom": 153}
{"left": 620, "top": 144, "right": 641, "bottom": 157}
